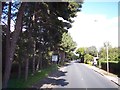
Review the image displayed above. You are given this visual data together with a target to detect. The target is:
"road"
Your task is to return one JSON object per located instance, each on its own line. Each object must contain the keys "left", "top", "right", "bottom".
{"left": 53, "top": 62, "right": 118, "bottom": 88}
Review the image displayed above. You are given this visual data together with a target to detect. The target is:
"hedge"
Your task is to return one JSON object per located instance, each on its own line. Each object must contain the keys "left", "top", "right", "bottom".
{"left": 100, "top": 61, "right": 120, "bottom": 76}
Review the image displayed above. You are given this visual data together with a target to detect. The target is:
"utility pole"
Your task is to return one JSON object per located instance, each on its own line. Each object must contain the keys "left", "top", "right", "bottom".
{"left": 106, "top": 44, "right": 109, "bottom": 72}
{"left": 104, "top": 42, "right": 109, "bottom": 72}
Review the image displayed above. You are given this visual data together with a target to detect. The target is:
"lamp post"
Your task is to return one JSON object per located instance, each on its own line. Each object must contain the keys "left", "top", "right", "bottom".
{"left": 104, "top": 42, "right": 109, "bottom": 72}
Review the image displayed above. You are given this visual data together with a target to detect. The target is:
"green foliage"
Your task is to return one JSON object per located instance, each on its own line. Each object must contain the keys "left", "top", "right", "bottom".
{"left": 60, "top": 32, "right": 77, "bottom": 60}
{"left": 99, "top": 42, "right": 119, "bottom": 62}
{"left": 86, "top": 46, "right": 98, "bottom": 57}
{"left": 76, "top": 47, "right": 86, "bottom": 57}
{"left": 61, "top": 32, "right": 76, "bottom": 52}
{"left": 2, "top": 2, "right": 83, "bottom": 87}
{"left": 13, "top": 2, "right": 81, "bottom": 68}
{"left": 99, "top": 47, "right": 106, "bottom": 58}
{"left": 99, "top": 47, "right": 119, "bottom": 61}
{"left": 108, "top": 47, "right": 119, "bottom": 61}
{"left": 72, "top": 54, "right": 79, "bottom": 60}
{"left": 67, "top": 52, "right": 78, "bottom": 60}
{"left": 84, "top": 54, "right": 93, "bottom": 63}
{"left": 76, "top": 46, "right": 97, "bottom": 63}
{"left": 98, "top": 58, "right": 119, "bottom": 69}
{"left": 100, "top": 60, "right": 119, "bottom": 63}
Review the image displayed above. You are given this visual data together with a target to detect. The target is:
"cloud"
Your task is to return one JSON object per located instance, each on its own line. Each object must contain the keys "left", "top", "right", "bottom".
{"left": 68, "top": 12, "right": 118, "bottom": 50}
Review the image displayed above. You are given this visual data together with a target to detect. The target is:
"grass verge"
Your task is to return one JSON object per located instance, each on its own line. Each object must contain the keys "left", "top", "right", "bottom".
{"left": 8, "top": 64, "right": 58, "bottom": 88}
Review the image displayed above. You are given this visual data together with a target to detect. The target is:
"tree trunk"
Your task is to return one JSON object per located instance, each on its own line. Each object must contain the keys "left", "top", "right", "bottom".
{"left": 2, "top": 2, "right": 11, "bottom": 88}
{"left": 2, "top": 3, "right": 26, "bottom": 88}
{"left": 25, "top": 58, "right": 29, "bottom": 81}
{"left": 1, "top": 2, "right": 5, "bottom": 17}
{"left": 32, "top": 57, "right": 35, "bottom": 74}
{"left": 2, "top": 2, "right": 6, "bottom": 11}
{"left": 60, "top": 51, "right": 65, "bottom": 65}
{"left": 18, "top": 63, "right": 21, "bottom": 79}
{"left": 36, "top": 52, "right": 42, "bottom": 71}
{"left": 36, "top": 59, "right": 40, "bottom": 71}
{"left": 32, "top": 41, "right": 36, "bottom": 74}
{"left": 32, "top": 5, "right": 37, "bottom": 74}
{"left": 40, "top": 53, "right": 42, "bottom": 69}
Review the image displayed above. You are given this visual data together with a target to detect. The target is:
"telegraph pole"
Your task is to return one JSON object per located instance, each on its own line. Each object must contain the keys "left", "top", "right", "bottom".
{"left": 106, "top": 44, "right": 109, "bottom": 72}
{"left": 104, "top": 42, "right": 109, "bottom": 72}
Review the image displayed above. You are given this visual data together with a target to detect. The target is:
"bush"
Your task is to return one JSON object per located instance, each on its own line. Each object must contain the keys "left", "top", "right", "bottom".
{"left": 87, "top": 61, "right": 92, "bottom": 66}
{"left": 84, "top": 54, "right": 93, "bottom": 64}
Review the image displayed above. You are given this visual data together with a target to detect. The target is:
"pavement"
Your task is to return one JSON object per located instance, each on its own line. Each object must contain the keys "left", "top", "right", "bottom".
{"left": 84, "top": 64, "right": 120, "bottom": 86}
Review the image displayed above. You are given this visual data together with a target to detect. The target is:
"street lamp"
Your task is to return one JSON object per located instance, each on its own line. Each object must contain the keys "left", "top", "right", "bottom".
{"left": 104, "top": 42, "right": 109, "bottom": 72}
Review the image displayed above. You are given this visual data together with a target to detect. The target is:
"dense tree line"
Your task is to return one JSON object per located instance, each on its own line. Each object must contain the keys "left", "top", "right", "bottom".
{"left": 99, "top": 46, "right": 119, "bottom": 62}
{"left": 60, "top": 32, "right": 77, "bottom": 63}
{"left": 1, "top": 1, "right": 83, "bottom": 88}
{"left": 76, "top": 44, "right": 120, "bottom": 64}
{"left": 76, "top": 46, "right": 97, "bottom": 63}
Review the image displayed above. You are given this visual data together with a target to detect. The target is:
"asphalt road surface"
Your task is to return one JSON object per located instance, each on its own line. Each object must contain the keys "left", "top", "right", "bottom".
{"left": 53, "top": 62, "right": 118, "bottom": 88}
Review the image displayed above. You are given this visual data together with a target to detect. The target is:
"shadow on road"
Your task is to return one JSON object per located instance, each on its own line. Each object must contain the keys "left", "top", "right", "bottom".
{"left": 43, "top": 77, "right": 69, "bottom": 86}
{"left": 49, "top": 70, "right": 67, "bottom": 78}
{"left": 32, "top": 68, "right": 69, "bottom": 88}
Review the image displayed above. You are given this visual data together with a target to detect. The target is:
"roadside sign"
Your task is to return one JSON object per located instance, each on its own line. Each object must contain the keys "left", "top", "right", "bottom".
{"left": 52, "top": 55, "right": 58, "bottom": 62}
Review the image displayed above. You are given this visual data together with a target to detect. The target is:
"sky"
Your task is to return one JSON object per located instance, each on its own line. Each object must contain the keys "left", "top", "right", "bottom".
{"left": 68, "top": 2, "right": 119, "bottom": 51}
